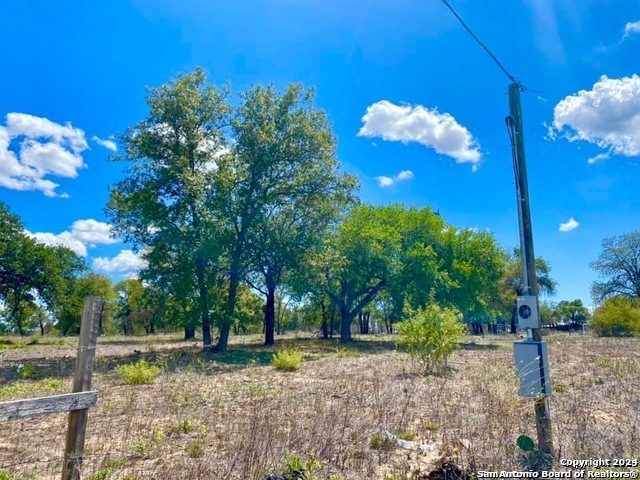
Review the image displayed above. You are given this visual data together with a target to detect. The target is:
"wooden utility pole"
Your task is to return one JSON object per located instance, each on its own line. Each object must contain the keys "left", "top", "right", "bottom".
{"left": 62, "top": 296, "right": 104, "bottom": 480}
{"left": 508, "top": 83, "right": 554, "bottom": 457}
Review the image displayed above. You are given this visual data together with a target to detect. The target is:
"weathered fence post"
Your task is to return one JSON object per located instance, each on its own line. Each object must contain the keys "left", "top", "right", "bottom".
{"left": 62, "top": 296, "right": 104, "bottom": 480}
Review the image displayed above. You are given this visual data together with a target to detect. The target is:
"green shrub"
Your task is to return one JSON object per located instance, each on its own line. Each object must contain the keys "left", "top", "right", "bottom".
{"left": 185, "top": 440, "right": 206, "bottom": 458}
{"left": 590, "top": 297, "right": 640, "bottom": 337}
{"left": 174, "top": 417, "right": 194, "bottom": 434}
{"left": 116, "top": 359, "right": 160, "bottom": 385}
{"left": 396, "top": 303, "right": 466, "bottom": 374}
{"left": 87, "top": 468, "right": 112, "bottom": 480}
{"left": 272, "top": 348, "right": 303, "bottom": 371}
{"left": 369, "top": 432, "right": 395, "bottom": 451}
{"left": 0, "top": 378, "right": 64, "bottom": 401}
{"left": 16, "top": 363, "right": 35, "bottom": 379}
{"left": 0, "top": 470, "right": 16, "bottom": 480}
{"left": 284, "top": 452, "right": 322, "bottom": 479}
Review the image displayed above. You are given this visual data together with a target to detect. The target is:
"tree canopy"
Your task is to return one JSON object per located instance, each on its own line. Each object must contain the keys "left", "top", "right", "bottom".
{"left": 591, "top": 231, "right": 640, "bottom": 302}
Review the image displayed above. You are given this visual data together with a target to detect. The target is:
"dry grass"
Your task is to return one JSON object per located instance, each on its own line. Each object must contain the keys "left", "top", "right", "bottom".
{"left": 0, "top": 332, "right": 639, "bottom": 479}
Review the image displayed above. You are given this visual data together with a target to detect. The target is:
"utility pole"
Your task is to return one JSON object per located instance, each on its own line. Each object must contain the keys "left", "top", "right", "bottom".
{"left": 508, "top": 83, "right": 554, "bottom": 458}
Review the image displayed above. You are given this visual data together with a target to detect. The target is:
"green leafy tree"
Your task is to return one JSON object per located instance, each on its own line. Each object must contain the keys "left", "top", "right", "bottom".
{"left": 438, "top": 227, "right": 505, "bottom": 320}
{"left": 212, "top": 83, "right": 357, "bottom": 350}
{"left": 591, "top": 231, "right": 640, "bottom": 302}
{"left": 538, "top": 302, "right": 560, "bottom": 327}
{"left": 556, "top": 299, "right": 590, "bottom": 327}
{"left": 115, "top": 278, "right": 148, "bottom": 335}
{"left": 0, "top": 202, "right": 86, "bottom": 335}
{"left": 320, "top": 204, "right": 405, "bottom": 343}
{"left": 235, "top": 84, "right": 357, "bottom": 345}
{"left": 498, "top": 248, "right": 557, "bottom": 333}
{"left": 590, "top": 297, "right": 640, "bottom": 337}
{"left": 106, "top": 68, "right": 230, "bottom": 349}
{"left": 57, "top": 273, "right": 117, "bottom": 335}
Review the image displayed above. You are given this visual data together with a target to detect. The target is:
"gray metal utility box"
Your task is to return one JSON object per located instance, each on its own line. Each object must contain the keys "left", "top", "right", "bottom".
{"left": 513, "top": 340, "right": 551, "bottom": 397}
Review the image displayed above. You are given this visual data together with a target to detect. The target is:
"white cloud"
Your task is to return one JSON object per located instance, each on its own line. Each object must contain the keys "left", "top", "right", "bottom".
{"left": 92, "top": 135, "right": 117, "bottom": 152}
{"left": 624, "top": 21, "right": 640, "bottom": 38}
{"left": 375, "top": 176, "right": 395, "bottom": 187}
{"left": 93, "top": 250, "right": 147, "bottom": 273}
{"left": 0, "top": 113, "right": 89, "bottom": 197}
{"left": 375, "top": 169, "right": 415, "bottom": 188}
{"left": 559, "top": 217, "right": 580, "bottom": 232}
{"left": 587, "top": 152, "right": 610, "bottom": 165}
{"left": 27, "top": 219, "right": 117, "bottom": 257}
{"left": 396, "top": 170, "right": 414, "bottom": 181}
{"left": 28, "top": 231, "right": 88, "bottom": 257}
{"left": 358, "top": 100, "right": 481, "bottom": 168}
{"left": 550, "top": 75, "right": 640, "bottom": 161}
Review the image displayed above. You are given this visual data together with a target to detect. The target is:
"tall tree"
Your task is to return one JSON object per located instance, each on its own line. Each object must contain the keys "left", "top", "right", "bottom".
{"left": 57, "top": 273, "right": 116, "bottom": 335}
{"left": 212, "top": 84, "right": 357, "bottom": 350}
{"left": 556, "top": 299, "right": 590, "bottom": 327}
{"left": 591, "top": 231, "right": 640, "bottom": 302}
{"left": 439, "top": 227, "right": 506, "bottom": 320}
{"left": 321, "top": 204, "right": 405, "bottom": 343}
{"left": 236, "top": 84, "right": 357, "bottom": 345}
{"left": 115, "top": 278, "right": 146, "bottom": 335}
{"left": 106, "top": 68, "right": 230, "bottom": 350}
{"left": 0, "top": 202, "right": 86, "bottom": 335}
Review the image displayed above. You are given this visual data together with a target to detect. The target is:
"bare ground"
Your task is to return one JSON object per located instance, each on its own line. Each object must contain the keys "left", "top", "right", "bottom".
{"left": 1, "top": 332, "right": 639, "bottom": 479}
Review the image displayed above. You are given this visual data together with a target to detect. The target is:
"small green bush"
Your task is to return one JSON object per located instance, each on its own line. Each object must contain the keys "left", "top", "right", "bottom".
{"left": 272, "top": 348, "right": 303, "bottom": 371}
{"left": 185, "top": 440, "right": 206, "bottom": 458}
{"left": 590, "top": 297, "right": 640, "bottom": 337}
{"left": 396, "top": 303, "right": 466, "bottom": 374}
{"left": 369, "top": 432, "right": 395, "bottom": 451}
{"left": 0, "top": 378, "right": 64, "bottom": 401}
{"left": 87, "top": 468, "right": 112, "bottom": 480}
{"left": 285, "top": 452, "right": 322, "bottom": 479}
{"left": 116, "top": 359, "right": 160, "bottom": 385}
{"left": 16, "top": 363, "right": 35, "bottom": 379}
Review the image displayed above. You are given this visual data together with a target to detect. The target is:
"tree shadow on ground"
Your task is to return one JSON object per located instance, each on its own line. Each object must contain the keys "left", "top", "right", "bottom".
{"left": 459, "top": 342, "right": 501, "bottom": 351}
{"left": 0, "top": 334, "right": 398, "bottom": 384}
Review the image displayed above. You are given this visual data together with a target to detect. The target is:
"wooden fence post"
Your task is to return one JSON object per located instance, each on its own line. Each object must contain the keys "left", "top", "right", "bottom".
{"left": 61, "top": 296, "right": 104, "bottom": 480}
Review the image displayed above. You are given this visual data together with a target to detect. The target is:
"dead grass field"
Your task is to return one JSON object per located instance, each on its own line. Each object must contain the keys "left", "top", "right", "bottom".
{"left": 1, "top": 332, "right": 639, "bottom": 479}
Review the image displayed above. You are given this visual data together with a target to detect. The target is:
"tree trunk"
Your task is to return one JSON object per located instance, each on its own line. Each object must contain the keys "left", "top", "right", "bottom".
{"left": 320, "top": 301, "right": 329, "bottom": 339}
{"left": 184, "top": 325, "right": 195, "bottom": 340}
{"left": 39, "top": 319, "right": 45, "bottom": 336}
{"left": 510, "top": 303, "right": 518, "bottom": 334}
{"left": 340, "top": 306, "right": 354, "bottom": 343}
{"left": 215, "top": 270, "right": 239, "bottom": 353}
{"left": 264, "top": 285, "right": 276, "bottom": 346}
{"left": 329, "top": 306, "right": 336, "bottom": 338}
{"left": 195, "top": 259, "right": 212, "bottom": 349}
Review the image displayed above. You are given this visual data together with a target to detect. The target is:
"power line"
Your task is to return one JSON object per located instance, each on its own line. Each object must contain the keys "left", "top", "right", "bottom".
{"left": 439, "top": 0, "right": 525, "bottom": 90}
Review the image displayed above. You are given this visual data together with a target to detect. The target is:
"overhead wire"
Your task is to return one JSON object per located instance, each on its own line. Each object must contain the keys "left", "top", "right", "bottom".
{"left": 439, "top": 0, "right": 525, "bottom": 91}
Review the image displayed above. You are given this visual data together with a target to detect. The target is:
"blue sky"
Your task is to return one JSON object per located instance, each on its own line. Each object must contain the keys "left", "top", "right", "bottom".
{"left": 1, "top": 0, "right": 639, "bottom": 308}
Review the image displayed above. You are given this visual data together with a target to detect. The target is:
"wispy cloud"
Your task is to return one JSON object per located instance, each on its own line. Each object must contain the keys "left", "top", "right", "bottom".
{"left": 587, "top": 152, "right": 610, "bottom": 165}
{"left": 559, "top": 217, "right": 580, "bottom": 232}
{"left": 624, "top": 20, "right": 640, "bottom": 38}
{"left": 92, "top": 135, "right": 117, "bottom": 152}
{"left": 375, "top": 169, "right": 414, "bottom": 188}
